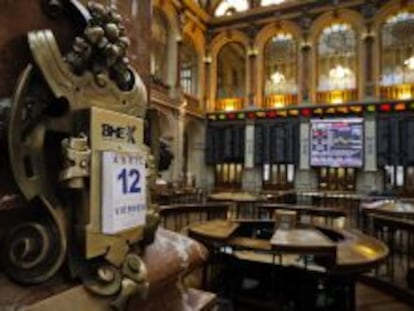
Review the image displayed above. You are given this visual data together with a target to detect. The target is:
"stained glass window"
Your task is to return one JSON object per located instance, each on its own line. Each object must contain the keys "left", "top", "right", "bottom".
{"left": 380, "top": 11, "right": 414, "bottom": 87}
{"left": 217, "top": 42, "right": 246, "bottom": 99}
{"left": 264, "top": 32, "right": 298, "bottom": 97}
{"left": 317, "top": 23, "right": 357, "bottom": 92}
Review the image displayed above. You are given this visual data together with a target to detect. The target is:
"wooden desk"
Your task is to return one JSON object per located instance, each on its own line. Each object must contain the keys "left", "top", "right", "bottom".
{"left": 189, "top": 220, "right": 388, "bottom": 311}
{"left": 208, "top": 192, "right": 264, "bottom": 218}
{"left": 271, "top": 228, "right": 336, "bottom": 254}
{"left": 258, "top": 203, "right": 346, "bottom": 217}
{"left": 188, "top": 220, "right": 388, "bottom": 274}
{"left": 208, "top": 192, "right": 261, "bottom": 202}
{"left": 189, "top": 220, "right": 239, "bottom": 241}
{"left": 361, "top": 200, "right": 414, "bottom": 216}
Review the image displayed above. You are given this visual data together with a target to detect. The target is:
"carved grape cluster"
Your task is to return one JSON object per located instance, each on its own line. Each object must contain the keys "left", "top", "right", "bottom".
{"left": 66, "top": 1, "right": 134, "bottom": 91}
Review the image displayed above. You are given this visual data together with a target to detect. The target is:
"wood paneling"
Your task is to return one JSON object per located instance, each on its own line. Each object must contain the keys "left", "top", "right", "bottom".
{"left": 254, "top": 119, "right": 299, "bottom": 165}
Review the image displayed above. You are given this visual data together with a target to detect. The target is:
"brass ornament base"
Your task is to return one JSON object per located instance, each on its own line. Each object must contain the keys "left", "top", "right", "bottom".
{"left": 0, "top": 229, "right": 210, "bottom": 311}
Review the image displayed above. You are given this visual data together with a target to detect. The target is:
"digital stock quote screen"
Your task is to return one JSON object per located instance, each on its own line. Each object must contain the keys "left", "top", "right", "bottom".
{"left": 310, "top": 118, "right": 364, "bottom": 168}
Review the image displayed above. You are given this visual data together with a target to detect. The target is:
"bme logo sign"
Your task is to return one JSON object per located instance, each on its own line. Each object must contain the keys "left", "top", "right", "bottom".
{"left": 101, "top": 123, "right": 136, "bottom": 144}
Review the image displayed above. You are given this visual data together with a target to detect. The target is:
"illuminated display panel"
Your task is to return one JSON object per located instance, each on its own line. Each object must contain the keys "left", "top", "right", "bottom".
{"left": 310, "top": 118, "right": 364, "bottom": 168}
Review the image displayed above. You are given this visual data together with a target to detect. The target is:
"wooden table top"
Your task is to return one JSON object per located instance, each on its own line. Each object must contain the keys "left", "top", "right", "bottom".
{"left": 188, "top": 220, "right": 388, "bottom": 274}
{"left": 263, "top": 190, "right": 408, "bottom": 201}
{"left": 208, "top": 192, "right": 263, "bottom": 202}
{"left": 270, "top": 228, "right": 336, "bottom": 254}
{"left": 189, "top": 220, "right": 239, "bottom": 240}
{"left": 263, "top": 190, "right": 366, "bottom": 200}
{"left": 258, "top": 203, "right": 346, "bottom": 215}
{"left": 361, "top": 200, "right": 414, "bottom": 216}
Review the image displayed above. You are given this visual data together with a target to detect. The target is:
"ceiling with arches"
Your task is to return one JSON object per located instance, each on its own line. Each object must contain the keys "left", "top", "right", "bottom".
{"left": 192, "top": 0, "right": 295, "bottom": 17}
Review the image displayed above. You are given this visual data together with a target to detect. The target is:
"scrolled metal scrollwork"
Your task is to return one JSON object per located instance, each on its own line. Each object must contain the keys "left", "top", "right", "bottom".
{"left": 2, "top": 221, "right": 63, "bottom": 284}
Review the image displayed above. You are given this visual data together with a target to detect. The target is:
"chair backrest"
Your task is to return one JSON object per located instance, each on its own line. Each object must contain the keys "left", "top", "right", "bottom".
{"left": 273, "top": 210, "right": 297, "bottom": 230}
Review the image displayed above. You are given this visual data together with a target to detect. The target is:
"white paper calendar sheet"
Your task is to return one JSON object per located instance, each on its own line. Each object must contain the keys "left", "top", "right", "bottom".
{"left": 101, "top": 151, "right": 147, "bottom": 234}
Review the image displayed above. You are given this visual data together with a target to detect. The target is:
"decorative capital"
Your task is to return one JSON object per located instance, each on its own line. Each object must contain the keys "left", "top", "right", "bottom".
{"left": 247, "top": 46, "right": 259, "bottom": 56}
{"left": 203, "top": 55, "right": 212, "bottom": 64}
{"left": 362, "top": 32, "right": 375, "bottom": 42}
{"left": 301, "top": 41, "right": 312, "bottom": 51}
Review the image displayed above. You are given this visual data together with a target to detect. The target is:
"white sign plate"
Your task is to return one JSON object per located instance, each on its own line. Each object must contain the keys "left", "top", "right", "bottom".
{"left": 101, "top": 151, "right": 147, "bottom": 234}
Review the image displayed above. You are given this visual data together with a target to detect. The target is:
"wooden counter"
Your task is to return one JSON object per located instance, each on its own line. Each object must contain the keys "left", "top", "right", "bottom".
{"left": 271, "top": 228, "right": 336, "bottom": 254}
{"left": 188, "top": 220, "right": 388, "bottom": 274}
{"left": 361, "top": 200, "right": 414, "bottom": 216}
{"left": 189, "top": 220, "right": 239, "bottom": 241}
{"left": 208, "top": 192, "right": 263, "bottom": 202}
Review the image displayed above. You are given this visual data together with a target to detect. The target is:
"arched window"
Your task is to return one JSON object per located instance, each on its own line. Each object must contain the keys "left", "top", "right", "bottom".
{"left": 215, "top": 0, "right": 248, "bottom": 17}
{"left": 180, "top": 36, "right": 198, "bottom": 96}
{"left": 263, "top": 32, "right": 298, "bottom": 107}
{"left": 151, "top": 10, "right": 169, "bottom": 85}
{"left": 380, "top": 11, "right": 414, "bottom": 100}
{"left": 317, "top": 23, "right": 357, "bottom": 104}
{"left": 216, "top": 42, "right": 246, "bottom": 111}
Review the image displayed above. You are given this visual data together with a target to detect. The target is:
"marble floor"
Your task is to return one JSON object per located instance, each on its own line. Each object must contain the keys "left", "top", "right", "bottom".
{"left": 216, "top": 283, "right": 414, "bottom": 310}
{"left": 356, "top": 284, "right": 413, "bottom": 311}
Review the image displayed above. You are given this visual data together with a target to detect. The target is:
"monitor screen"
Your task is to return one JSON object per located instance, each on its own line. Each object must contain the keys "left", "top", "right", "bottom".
{"left": 310, "top": 118, "right": 364, "bottom": 168}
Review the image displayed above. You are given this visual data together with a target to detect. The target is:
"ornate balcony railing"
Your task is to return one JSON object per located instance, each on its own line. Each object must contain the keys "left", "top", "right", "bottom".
{"left": 184, "top": 93, "right": 204, "bottom": 115}
{"left": 215, "top": 97, "right": 244, "bottom": 111}
{"left": 264, "top": 93, "right": 298, "bottom": 108}
{"left": 380, "top": 84, "right": 414, "bottom": 100}
{"left": 316, "top": 89, "right": 358, "bottom": 104}
{"left": 150, "top": 75, "right": 170, "bottom": 93}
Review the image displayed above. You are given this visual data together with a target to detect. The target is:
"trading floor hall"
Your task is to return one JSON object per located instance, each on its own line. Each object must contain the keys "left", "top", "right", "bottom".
{"left": 1, "top": 0, "right": 414, "bottom": 310}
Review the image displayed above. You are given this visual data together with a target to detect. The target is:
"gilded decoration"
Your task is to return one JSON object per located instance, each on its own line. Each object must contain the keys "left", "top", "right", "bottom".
{"left": 3, "top": 1, "right": 158, "bottom": 309}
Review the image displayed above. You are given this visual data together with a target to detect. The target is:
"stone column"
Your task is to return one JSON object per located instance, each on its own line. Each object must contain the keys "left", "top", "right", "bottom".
{"left": 301, "top": 43, "right": 311, "bottom": 104}
{"left": 248, "top": 48, "right": 258, "bottom": 107}
{"left": 361, "top": 3, "right": 377, "bottom": 99}
{"left": 295, "top": 120, "right": 317, "bottom": 190}
{"left": 176, "top": 39, "right": 182, "bottom": 89}
{"left": 242, "top": 122, "right": 261, "bottom": 192}
{"left": 246, "top": 24, "right": 258, "bottom": 108}
{"left": 203, "top": 56, "right": 212, "bottom": 111}
{"left": 363, "top": 31, "right": 375, "bottom": 99}
{"left": 117, "top": 0, "right": 151, "bottom": 95}
{"left": 172, "top": 106, "right": 186, "bottom": 181}
{"left": 186, "top": 121, "right": 207, "bottom": 188}
{"left": 357, "top": 115, "right": 383, "bottom": 193}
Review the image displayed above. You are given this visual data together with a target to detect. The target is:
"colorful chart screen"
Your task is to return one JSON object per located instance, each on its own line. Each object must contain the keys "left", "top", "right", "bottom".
{"left": 310, "top": 118, "right": 364, "bottom": 168}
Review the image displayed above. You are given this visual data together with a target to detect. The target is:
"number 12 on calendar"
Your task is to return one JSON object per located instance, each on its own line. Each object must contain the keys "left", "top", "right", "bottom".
{"left": 101, "top": 151, "right": 147, "bottom": 234}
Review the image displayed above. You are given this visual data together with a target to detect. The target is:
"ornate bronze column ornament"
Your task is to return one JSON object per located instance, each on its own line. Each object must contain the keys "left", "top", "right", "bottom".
{"left": 5, "top": 1, "right": 158, "bottom": 309}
